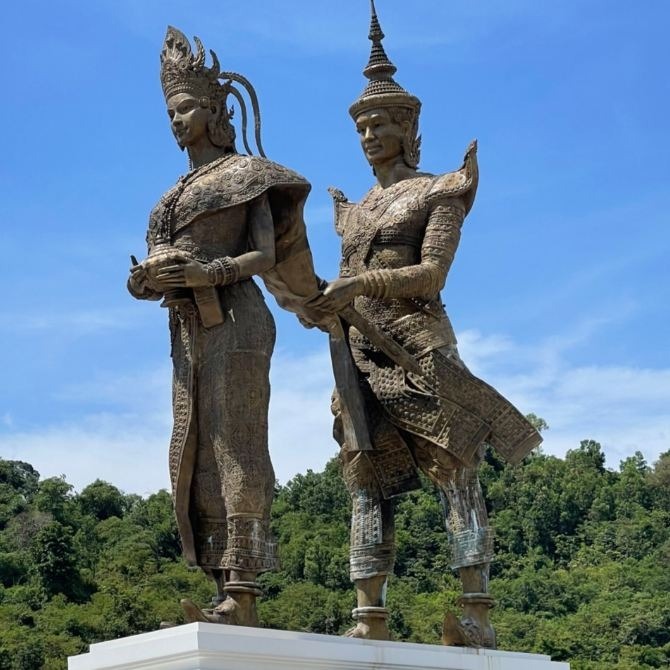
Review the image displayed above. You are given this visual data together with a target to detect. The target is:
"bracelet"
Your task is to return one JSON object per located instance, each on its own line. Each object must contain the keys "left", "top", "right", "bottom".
{"left": 360, "top": 270, "right": 393, "bottom": 299}
{"left": 206, "top": 257, "right": 240, "bottom": 286}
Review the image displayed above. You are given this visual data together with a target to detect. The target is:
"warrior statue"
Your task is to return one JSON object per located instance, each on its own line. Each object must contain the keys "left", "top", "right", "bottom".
{"left": 127, "top": 27, "right": 315, "bottom": 627}
{"left": 307, "top": 2, "right": 542, "bottom": 647}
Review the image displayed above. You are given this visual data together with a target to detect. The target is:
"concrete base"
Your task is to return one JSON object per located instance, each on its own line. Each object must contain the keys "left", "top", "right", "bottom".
{"left": 68, "top": 623, "right": 570, "bottom": 670}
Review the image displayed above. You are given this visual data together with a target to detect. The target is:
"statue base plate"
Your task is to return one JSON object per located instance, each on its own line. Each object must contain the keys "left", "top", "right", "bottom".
{"left": 68, "top": 623, "right": 570, "bottom": 670}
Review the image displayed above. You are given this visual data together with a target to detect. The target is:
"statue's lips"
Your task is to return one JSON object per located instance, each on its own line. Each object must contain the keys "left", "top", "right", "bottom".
{"left": 364, "top": 143, "right": 384, "bottom": 156}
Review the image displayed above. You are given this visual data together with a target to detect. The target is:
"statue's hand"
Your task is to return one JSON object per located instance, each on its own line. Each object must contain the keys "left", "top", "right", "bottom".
{"left": 128, "top": 262, "right": 152, "bottom": 294}
{"left": 296, "top": 307, "right": 336, "bottom": 333}
{"left": 155, "top": 259, "right": 210, "bottom": 288}
{"left": 305, "top": 277, "right": 362, "bottom": 313}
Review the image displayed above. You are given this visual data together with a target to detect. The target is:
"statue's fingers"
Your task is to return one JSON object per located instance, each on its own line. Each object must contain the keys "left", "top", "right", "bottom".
{"left": 156, "top": 270, "right": 184, "bottom": 280}
{"left": 156, "top": 272, "right": 185, "bottom": 284}
{"left": 159, "top": 264, "right": 184, "bottom": 273}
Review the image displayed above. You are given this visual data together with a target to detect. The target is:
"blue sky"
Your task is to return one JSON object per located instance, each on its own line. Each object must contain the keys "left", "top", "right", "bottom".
{"left": 1, "top": 0, "right": 668, "bottom": 494}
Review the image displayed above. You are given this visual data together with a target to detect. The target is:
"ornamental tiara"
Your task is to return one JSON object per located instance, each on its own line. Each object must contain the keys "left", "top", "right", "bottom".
{"left": 160, "top": 26, "right": 221, "bottom": 100}
{"left": 159, "top": 25, "right": 268, "bottom": 157}
{"left": 349, "top": 0, "right": 421, "bottom": 119}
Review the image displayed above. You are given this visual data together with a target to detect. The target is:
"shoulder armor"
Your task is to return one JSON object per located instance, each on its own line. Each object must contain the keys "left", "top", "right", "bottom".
{"left": 328, "top": 186, "right": 354, "bottom": 237}
{"left": 426, "top": 140, "right": 479, "bottom": 214}
{"left": 168, "top": 154, "right": 310, "bottom": 236}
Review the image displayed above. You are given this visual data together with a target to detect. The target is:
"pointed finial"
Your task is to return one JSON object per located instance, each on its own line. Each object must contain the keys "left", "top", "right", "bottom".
{"left": 369, "top": 0, "right": 384, "bottom": 42}
{"left": 349, "top": 1, "right": 420, "bottom": 120}
{"left": 363, "top": 0, "right": 397, "bottom": 82}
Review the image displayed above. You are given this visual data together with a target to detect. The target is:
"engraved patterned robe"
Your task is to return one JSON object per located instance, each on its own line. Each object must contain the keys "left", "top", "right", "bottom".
{"left": 142, "top": 154, "right": 311, "bottom": 573}
{"left": 331, "top": 143, "right": 541, "bottom": 579}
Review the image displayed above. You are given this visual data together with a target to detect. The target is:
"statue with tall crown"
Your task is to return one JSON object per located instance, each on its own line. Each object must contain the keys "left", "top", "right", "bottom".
{"left": 127, "top": 26, "right": 319, "bottom": 627}
{"left": 307, "top": 1, "right": 542, "bottom": 647}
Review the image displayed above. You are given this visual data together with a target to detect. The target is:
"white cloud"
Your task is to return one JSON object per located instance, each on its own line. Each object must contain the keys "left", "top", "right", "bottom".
{"left": 458, "top": 327, "right": 670, "bottom": 467}
{"left": 0, "top": 416, "right": 171, "bottom": 497}
{"left": 1, "top": 308, "right": 143, "bottom": 335}
{"left": 2, "top": 326, "right": 667, "bottom": 495}
{"left": 268, "top": 348, "right": 338, "bottom": 479}
{"left": 0, "top": 350, "right": 337, "bottom": 494}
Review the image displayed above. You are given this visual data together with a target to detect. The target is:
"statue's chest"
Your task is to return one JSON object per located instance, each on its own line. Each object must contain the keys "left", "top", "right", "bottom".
{"left": 340, "top": 183, "right": 430, "bottom": 271}
{"left": 149, "top": 173, "right": 233, "bottom": 240}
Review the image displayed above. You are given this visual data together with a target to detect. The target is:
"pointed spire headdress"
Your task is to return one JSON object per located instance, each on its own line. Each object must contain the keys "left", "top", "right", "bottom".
{"left": 160, "top": 26, "right": 266, "bottom": 157}
{"left": 349, "top": 0, "right": 421, "bottom": 120}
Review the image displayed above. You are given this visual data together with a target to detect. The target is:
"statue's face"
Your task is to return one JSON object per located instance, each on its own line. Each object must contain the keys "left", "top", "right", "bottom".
{"left": 355, "top": 108, "right": 404, "bottom": 166}
{"left": 167, "top": 92, "right": 211, "bottom": 148}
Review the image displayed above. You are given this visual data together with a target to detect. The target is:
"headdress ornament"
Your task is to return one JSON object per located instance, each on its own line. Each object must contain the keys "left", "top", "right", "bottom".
{"left": 160, "top": 26, "right": 221, "bottom": 99}
{"left": 349, "top": 0, "right": 421, "bottom": 119}
{"left": 160, "top": 26, "right": 267, "bottom": 157}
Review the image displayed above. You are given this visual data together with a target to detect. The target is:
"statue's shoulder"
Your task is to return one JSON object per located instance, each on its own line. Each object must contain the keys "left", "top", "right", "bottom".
{"left": 327, "top": 186, "right": 357, "bottom": 237}
{"left": 227, "top": 155, "right": 310, "bottom": 189}
{"left": 426, "top": 140, "right": 479, "bottom": 214}
{"left": 201, "top": 154, "right": 310, "bottom": 206}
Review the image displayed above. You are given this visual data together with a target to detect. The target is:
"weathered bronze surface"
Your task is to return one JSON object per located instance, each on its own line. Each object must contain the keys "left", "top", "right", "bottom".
{"left": 128, "top": 26, "right": 315, "bottom": 627}
{"left": 306, "top": 1, "right": 542, "bottom": 647}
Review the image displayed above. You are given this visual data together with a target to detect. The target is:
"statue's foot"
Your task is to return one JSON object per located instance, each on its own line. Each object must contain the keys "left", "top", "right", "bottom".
{"left": 344, "top": 622, "right": 390, "bottom": 640}
{"left": 212, "top": 595, "right": 259, "bottom": 627}
{"left": 344, "top": 607, "right": 390, "bottom": 641}
{"left": 181, "top": 598, "right": 225, "bottom": 624}
{"left": 442, "top": 611, "right": 496, "bottom": 649}
{"left": 180, "top": 595, "right": 259, "bottom": 627}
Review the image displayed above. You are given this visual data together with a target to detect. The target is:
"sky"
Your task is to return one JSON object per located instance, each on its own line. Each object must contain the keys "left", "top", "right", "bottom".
{"left": 0, "top": 0, "right": 668, "bottom": 495}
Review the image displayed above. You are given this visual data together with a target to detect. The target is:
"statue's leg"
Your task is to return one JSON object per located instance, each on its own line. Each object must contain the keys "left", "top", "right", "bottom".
{"left": 337, "top": 397, "right": 394, "bottom": 640}
{"left": 178, "top": 458, "right": 232, "bottom": 624}
{"left": 191, "top": 293, "right": 276, "bottom": 626}
{"left": 414, "top": 440, "right": 496, "bottom": 648}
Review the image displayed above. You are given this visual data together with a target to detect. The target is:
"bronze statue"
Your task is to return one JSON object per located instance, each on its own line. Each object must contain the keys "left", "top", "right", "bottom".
{"left": 127, "top": 27, "right": 314, "bottom": 627}
{"left": 307, "top": 1, "right": 542, "bottom": 647}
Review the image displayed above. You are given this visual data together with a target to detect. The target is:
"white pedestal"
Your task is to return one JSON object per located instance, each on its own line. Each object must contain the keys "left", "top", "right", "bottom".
{"left": 68, "top": 623, "right": 570, "bottom": 670}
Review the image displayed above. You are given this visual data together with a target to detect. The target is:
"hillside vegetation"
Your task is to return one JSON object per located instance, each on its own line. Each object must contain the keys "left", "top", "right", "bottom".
{"left": 0, "top": 440, "right": 668, "bottom": 669}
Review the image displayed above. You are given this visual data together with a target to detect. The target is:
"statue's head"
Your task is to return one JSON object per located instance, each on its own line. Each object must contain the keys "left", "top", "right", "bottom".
{"left": 160, "top": 27, "right": 236, "bottom": 153}
{"left": 354, "top": 105, "right": 419, "bottom": 169}
{"left": 349, "top": 1, "right": 421, "bottom": 169}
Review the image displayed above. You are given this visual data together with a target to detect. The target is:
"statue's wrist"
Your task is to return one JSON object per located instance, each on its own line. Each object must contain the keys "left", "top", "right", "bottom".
{"left": 358, "top": 270, "right": 390, "bottom": 299}
{"left": 206, "top": 257, "right": 240, "bottom": 286}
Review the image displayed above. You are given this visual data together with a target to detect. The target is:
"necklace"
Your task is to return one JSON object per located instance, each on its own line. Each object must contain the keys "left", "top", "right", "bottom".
{"left": 155, "top": 153, "right": 233, "bottom": 244}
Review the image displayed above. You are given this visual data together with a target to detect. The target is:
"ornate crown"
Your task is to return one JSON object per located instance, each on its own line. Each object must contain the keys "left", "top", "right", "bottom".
{"left": 160, "top": 26, "right": 221, "bottom": 99}
{"left": 349, "top": 0, "right": 421, "bottom": 120}
{"left": 159, "top": 26, "right": 267, "bottom": 157}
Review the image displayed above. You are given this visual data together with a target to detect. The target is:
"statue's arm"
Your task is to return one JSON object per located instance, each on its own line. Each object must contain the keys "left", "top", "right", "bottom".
{"left": 205, "top": 192, "right": 276, "bottom": 285}
{"left": 357, "top": 198, "right": 465, "bottom": 300}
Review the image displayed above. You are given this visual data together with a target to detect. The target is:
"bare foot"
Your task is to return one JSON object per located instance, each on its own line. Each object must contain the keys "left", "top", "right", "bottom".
{"left": 344, "top": 620, "right": 389, "bottom": 640}
{"left": 442, "top": 612, "right": 495, "bottom": 648}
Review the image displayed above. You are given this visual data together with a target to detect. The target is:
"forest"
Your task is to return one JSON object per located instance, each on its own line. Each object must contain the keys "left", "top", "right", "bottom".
{"left": 0, "top": 436, "right": 668, "bottom": 669}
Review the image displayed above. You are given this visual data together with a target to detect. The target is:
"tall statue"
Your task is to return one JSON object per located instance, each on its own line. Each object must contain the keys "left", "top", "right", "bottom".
{"left": 127, "top": 27, "right": 313, "bottom": 627}
{"left": 307, "top": 2, "right": 542, "bottom": 647}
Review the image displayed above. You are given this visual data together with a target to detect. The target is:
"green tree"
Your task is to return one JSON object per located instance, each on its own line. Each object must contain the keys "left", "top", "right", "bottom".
{"left": 77, "top": 480, "right": 126, "bottom": 522}
{"left": 30, "top": 522, "right": 80, "bottom": 599}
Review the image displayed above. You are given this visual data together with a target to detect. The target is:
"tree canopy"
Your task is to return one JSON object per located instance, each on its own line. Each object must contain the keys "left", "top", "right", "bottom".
{"left": 0, "top": 443, "right": 667, "bottom": 669}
